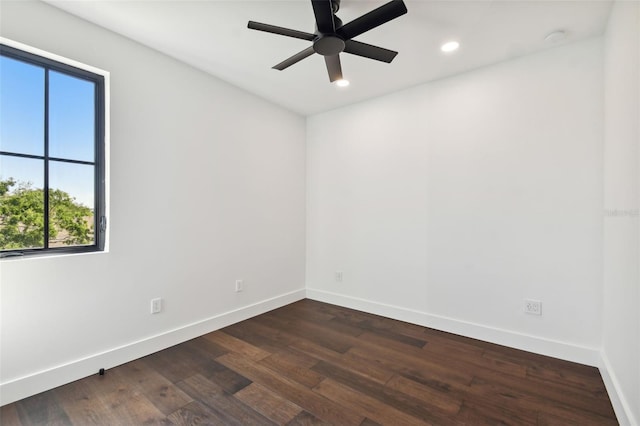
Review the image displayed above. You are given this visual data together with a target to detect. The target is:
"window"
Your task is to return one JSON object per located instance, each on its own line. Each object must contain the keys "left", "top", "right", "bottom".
{"left": 0, "top": 42, "right": 106, "bottom": 257}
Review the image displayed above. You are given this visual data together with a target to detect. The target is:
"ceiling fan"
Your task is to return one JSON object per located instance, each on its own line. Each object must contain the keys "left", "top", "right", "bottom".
{"left": 248, "top": 0, "right": 408, "bottom": 83}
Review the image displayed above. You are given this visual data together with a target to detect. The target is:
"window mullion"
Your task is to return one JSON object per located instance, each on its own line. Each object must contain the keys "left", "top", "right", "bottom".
{"left": 43, "top": 68, "right": 50, "bottom": 249}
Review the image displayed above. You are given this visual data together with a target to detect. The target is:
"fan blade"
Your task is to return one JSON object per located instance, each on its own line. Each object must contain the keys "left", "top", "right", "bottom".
{"left": 324, "top": 54, "right": 343, "bottom": 82}
{"left": 311, "top": 0, "right": 335, "bottom": 33}
{"left": 273, "top": 46, "right": 316, "bottom": 70}
{"left": 337, "top": 0, "right": 407, "bottom": 40}
{"left": 344, "top": 40, "right": 398, "bottom": 63}
{"left": 248, "top": 21, "right": 315, "bottom": 41}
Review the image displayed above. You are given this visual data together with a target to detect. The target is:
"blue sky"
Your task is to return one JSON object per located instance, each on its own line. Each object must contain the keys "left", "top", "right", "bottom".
{"left": 0, "top": 55, "right": 95, "bottom": 208}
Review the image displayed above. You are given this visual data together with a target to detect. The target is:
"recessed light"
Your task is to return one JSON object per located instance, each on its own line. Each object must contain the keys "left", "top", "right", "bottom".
{"left": 336, "top": 79, "right": 350, "bottom": 87}
{"left": 440, "top": 41, "right": 460, "bottom": 53}
{"left": 544, "top": 30, "right": 566, "bottom": 43}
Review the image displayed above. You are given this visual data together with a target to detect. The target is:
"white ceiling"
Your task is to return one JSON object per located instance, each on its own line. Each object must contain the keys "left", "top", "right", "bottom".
{"left": 45, "top": 0, "right": 612, "bottom": 116}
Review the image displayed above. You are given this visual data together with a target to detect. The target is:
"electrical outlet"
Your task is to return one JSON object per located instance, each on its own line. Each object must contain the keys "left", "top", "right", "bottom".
{"left": 335, "top": 271, "right": 343, "bottom": 282}
{"left": 524, "top": 299, "right": 542, "bottom": 315}
{"left": 235, "top": 279, "right": 244, "bottom": 292}
{"left": 150, "top": 298, "right": 162, "bottom": 314}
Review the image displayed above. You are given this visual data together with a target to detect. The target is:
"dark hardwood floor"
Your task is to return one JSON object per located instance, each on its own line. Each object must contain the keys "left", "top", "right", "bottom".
{"left": 1, "top": 299, "right": 618, "bottom": 425}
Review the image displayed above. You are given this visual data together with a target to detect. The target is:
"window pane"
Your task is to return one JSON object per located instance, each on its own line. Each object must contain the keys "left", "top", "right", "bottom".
{"left": 0, "top": 155, "right": 45, "bottom": 250}
{"left": 48, "top": 161, "right": 94, "bottom": 247}
{"left": 0, "top": 56, "right": 45, "bottom": 156}
{"left": 49, "top": 71, "right": 95, "bottom": 162}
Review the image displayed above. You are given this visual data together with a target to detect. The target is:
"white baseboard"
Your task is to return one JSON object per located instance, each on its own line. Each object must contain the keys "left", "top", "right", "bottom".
{"left": 306, "top": 288, "right": 600, "bottom": 367}
{"left": 0, "top": 289, "right": 306, "bottom": 406}
{"left": 599, "top": 352, "right": 638, "bottom": 426}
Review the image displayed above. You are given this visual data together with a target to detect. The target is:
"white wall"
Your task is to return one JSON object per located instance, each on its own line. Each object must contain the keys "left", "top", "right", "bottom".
{"left": 0, "top": 0, "right": 306, "bottom": 405}
{"left": 602, "top": 1, "right": 640, "bottom": 424}
{"left": 307, "top": 39, "right": 604, "bottom": 364}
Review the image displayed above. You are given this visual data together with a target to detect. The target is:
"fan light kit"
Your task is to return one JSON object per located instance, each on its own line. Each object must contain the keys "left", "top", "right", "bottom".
{"left": 248, "top": 0, "right": 408, "bottom": 84}
{"left": 336, "top": 79, "right": 350, "bottom": 87}
{"left": 441, "top": 41, "right": 460, "bottom": 53}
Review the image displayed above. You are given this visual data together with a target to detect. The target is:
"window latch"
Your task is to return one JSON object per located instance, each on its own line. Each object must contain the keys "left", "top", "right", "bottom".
{"left": 100, "top": 216, "right": 107, "bottom": 232}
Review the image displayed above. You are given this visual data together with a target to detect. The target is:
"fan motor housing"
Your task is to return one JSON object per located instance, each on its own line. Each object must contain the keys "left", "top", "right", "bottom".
{"left": 313, "top": 35, "right": 346, "bottom": 56}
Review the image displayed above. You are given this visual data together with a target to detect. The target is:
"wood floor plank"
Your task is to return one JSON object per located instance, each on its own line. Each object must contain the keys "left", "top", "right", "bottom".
{"left": 223, "top": 318, "right": 346, "bottom": 367}
{"left": 182, "top": 335, "right": 229, "bottom": 359}
{"left": 176, "top": 373, "right": 275, "bottom": 426}
{"left": 162, "top": 351, "right": 254, "bottom": 395}
{"left": 467, "top": 376, "right": 618, "bottom": 425}
{"left": 359, "top": 418, "right": 383, "bottom": 426}
{"left": 273, "top": 302, "right": 365, "bottom": 338}
{"left": 54, "top": 378, "right": 120, "bottom": 425}
{"left": 482, "top": 345, "right": 599, "bottom": 377}
{"left": 222, "top": 320, "right": 288, "bottom": 354}
{"left": 1, "top": 299, "right": 619, "bottom": 425}
{"left": 426, "top": 341, "right": 528, "bottom": 379}
{"left": 337, "top": 350, "right": 396, "bottom": 384}
{"left": 313, "top": 378, "right": 429, "bottom": 426}
{"left": 526, "top": 362, "right": 610, "bottom": 394}
{"left": 358, "top": 330, "right": 430, "bottom": 355}
{"left": 295, "top": 300, "right": 382, "bottom": 325}
{"left": 224, "top": 317, "right": 394, "bottom": 384}
{"left": 114, "top": 359, "right": 193, "bottom": 416}
{"left": 166, "top": 400, "right": 225, "bottom": 426}
{"left": 361, "top": 331, "right": 527, "bottom": 379}
{"left": 275, "top": 301, "right": 337, "bottom": 323}
{"left": 331, "top": 316, "right": 428, "bottom": 347}
{"left": 0, "top": 402, "right": 24, "bottom": 426}
{"left": 456, "top": 397, "right": 538, "bottom": 426}
{"left": 304, "top": 300, "right": 430, "bottom": 342}
{"left": 385, "top": 374, "right": 462, "bottom": 414}
{"left": 204, "top": 331, "right": 271, "bottom": 361}
{"left": 99, "top": 385, "right": 171, "bottom": 425}
{"left": 311, "top": 360, "right": 461, "bottom": 426}
{"left": 259, "top": 313, "right": 355, "bottom": 354}
{"left": 471, "top": 366, "right": 616, "bottom": 418}
{"left": 142, "top": 340, "right": 223, "bottom": 384}
{"left": 235, "top": 382, "right": 303, "bottom": 425}
{"left": 259, "top": 350, "right": 325, "bottom": 388}
{"left": 204, "top": 361, "right": 253, "bottom": 394}
{"left": 13, "top": 390, "right": 71, "bottom": 426}
{"left": 285, "top": 411, "right": 333, "bottom": 426}
{"left": 326, "top": 310, "right": 420, "bottom": 336}
{"left": 217, "top": 352, "right": 364, "bottom": 425}
{"left": 286, "top": 331, "right": 394, "bottom": 385}
{"left": 536, "top": 411, "right": 615, "bottom": 426}
{"left": 423, "top": 335, "right": 486, "bottom": 360}
{"left": 348, "top": 342, "right": 474, "bottom": 387}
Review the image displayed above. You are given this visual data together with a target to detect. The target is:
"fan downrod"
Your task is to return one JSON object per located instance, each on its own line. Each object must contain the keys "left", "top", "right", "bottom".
{"left": 313, "top": 7, "right": 344, "bottom": 56}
